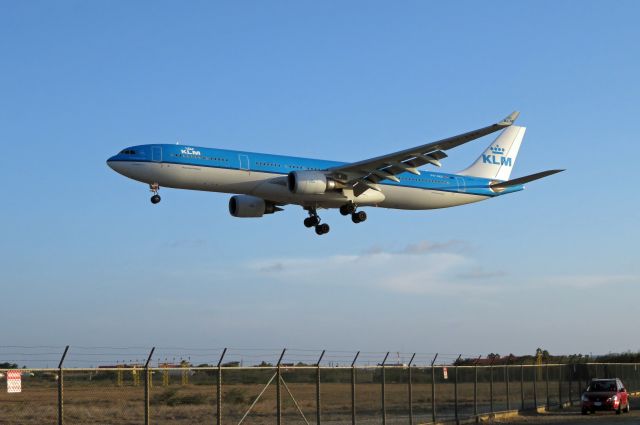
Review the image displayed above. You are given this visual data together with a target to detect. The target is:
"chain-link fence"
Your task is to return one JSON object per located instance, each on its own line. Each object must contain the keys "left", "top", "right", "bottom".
{"left": 2, "top": 360, "right": 640, "bottom": 425}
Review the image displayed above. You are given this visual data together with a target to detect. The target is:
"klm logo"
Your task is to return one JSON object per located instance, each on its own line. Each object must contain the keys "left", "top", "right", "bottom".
{"left": 181, "top": 147, "right": 201, "bottom": 156}
{"left": 482, "top": 145, "right": 512, "bottom": 167}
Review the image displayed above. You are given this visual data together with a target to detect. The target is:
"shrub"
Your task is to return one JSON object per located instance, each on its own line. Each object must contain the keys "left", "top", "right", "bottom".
{"left": 224, "top": 388, "right": 246, "bottom": 404}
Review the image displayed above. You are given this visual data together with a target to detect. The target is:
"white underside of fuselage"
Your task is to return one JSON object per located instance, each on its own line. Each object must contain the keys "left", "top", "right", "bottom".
{"left": 109, "top": 161, "right": 488, "bottom": 210}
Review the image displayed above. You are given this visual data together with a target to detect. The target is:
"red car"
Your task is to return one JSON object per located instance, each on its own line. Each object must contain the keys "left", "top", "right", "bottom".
{"left": 581, "top": 378, "right": 630, "bottom": 414}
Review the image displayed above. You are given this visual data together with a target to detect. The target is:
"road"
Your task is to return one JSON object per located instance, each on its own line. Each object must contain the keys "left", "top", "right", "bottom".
{"left": 498, "top": 397, "right": 640, "bottom": 425}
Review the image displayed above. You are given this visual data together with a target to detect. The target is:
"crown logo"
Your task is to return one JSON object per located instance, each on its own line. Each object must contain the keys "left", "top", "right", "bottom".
{"left": 490, "top": 145, "right": 505, "bottom": 155}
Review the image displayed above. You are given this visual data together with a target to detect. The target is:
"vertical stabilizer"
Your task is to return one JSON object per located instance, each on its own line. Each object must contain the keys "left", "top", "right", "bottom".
{"left": 458, "top": 126, "right": 525, "bottom": 181}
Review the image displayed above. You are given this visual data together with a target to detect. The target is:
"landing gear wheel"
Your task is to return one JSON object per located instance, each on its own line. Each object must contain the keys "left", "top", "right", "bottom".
{"left": 351, "top": 211, "right": 367, "bottom": 223}
{"left": 304, "top": 207, "right": 322, "bottom": 229}
{"left": 149, "top": 183, "right": 161, "bottom": 204}
{"left": 315, "top": 223, "right": 330, "bottom": 235}
{"left": 340, "top": 203, "right": 356, "bottom": 216}
{"left": 304, "top": 216, "right": 320, "bottom": 227}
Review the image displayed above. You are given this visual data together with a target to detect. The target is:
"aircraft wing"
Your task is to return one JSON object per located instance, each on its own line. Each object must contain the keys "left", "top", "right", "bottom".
{"left": 327, "top": 111, "right": 520, "bottom": 196}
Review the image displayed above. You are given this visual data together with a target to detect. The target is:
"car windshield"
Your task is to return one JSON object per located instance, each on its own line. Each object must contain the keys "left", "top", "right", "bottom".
{"left": 587, "top": 380, "right": 617, "bottom": 392}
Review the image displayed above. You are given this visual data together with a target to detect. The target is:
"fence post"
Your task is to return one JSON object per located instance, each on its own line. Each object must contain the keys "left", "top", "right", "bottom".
{"left": 454, "top": 354, "right": 461, "bottom": 424}
{"left": 431, "top": 353, "right": 438, "bottom": 424}
{"left": 57, "top": 345, "right": 69, "bottom": 425}
{"left": 506, "top": 355, "right": 512, "bottom": 411}
{"left": 144, "top": 347, "right": 155, "bottom": 425}
{"left": 545, "top": 362, "right": 550, "bottom": 409}
{"left": 351, "top": 351, "right": 359, "bottom": 425}
{"left": 569, "top": 361, "right": 574, "bottom": 406}
{"left": 316, "top": 350, "right": 325, "bottom": 425}
{"left": 381, "top": 352, "right": 389, "bottom": 425}
{"left": 276, "top": 349, "right": 286, "bottom": 425}
{"left": 558, "top": 363, "right": 563, "bottom": 407}
{"left": 408, "top": 353, "right": 416, "bottom": 425}
{"left": 520, "top": 361, "right": 525, "bottom": 411}
{"left": 474, "top": 356, "right": 481, "bottom": 418}
{"left": 489, "top": 357, "right": 494, "bottom": 414}
{"left": 533, "top": 361, "right": 537, "bottom": 410}
{"left": 216, "top": 348, "right": 227, "bottom": 425}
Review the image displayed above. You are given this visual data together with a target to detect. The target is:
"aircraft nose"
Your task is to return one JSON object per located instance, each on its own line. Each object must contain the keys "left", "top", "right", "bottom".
{"left": 106, "top": 156, "right": 128, "bottom": 176}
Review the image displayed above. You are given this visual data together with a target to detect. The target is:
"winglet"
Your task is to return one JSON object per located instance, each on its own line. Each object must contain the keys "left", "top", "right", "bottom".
{"left": 498, "top": 111, "right": 520, "bottom": 127}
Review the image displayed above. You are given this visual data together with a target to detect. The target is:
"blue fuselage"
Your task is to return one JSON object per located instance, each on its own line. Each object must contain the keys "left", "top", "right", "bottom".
{"left": 107, "top": 144, "right": 523, "bottom": 201}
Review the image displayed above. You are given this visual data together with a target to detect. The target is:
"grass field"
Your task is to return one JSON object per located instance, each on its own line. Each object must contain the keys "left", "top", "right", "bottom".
{"left": 0, "top": 373, "right": 576, "bottom": 425}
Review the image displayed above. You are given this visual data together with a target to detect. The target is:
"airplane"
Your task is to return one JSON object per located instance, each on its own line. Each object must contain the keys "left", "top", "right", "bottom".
{"left": 107, "top": 112, "right": 563, "bottom": 235}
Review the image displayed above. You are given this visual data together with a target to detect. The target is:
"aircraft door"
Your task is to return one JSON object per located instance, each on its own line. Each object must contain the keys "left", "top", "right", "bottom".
{"left": 151, "top": 146, "right": 162, "bottom": 162}
{"left": 239, "top": 154, "right": 250, "bottom": 171}
{"left": 455, "top": 176, "right": 466, "bottom": 193}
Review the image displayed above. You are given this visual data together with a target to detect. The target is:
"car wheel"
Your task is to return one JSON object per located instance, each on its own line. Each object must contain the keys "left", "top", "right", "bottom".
{"left": 624, "top": 403, "right": 630, "bottom": 413}
{"left": 581, "top": 408, "right": 588, "bottom": 415}
{"left": 616, "top": 406, "right": 622, "bottom": 415}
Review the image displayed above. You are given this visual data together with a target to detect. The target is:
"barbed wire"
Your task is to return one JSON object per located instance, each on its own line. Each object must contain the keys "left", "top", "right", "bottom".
{"left": 0, "top": 345, "right": 600, "bottom": 369}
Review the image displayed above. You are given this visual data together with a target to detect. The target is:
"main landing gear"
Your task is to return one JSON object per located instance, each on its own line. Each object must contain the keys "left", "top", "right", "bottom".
{"left": 150, "top": 183, "right": 161, "bottom": 204}
{"left": 304, "top": 204, "right": 368, "bottom": 236}
{"left": 304, "top": 208, "right": 330, "bottom": 235}
{"left": 339, "top": 203, "right": 367, "bottom": 224}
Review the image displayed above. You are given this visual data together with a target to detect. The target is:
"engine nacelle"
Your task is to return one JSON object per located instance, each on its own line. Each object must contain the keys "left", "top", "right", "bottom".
{"left": 287, "top": 171, "right": 338, "bottom": 195}
{"left": 229, "top": 195, "right": 280, "bottom": 218}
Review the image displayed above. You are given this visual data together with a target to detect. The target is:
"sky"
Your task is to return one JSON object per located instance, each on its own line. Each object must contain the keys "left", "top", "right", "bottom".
{"left": 1, "top": 1, "right": 639, "bottom": 367}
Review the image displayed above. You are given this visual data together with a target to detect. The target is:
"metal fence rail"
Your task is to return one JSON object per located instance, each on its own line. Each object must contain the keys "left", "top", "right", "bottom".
{"left": 1, "top": 353, "right": 639, "bottom": 424}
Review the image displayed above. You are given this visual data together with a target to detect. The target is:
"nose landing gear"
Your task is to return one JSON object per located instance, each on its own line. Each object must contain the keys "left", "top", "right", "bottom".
{"left": 304, "top": 208, "right": 330, "bottom": 235}
{"left": 150, "top": 183, "right": 161, "bottom": 204}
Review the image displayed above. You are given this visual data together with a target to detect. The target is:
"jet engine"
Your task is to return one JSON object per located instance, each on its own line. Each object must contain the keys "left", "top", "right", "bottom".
{"left": 287, "top": 171, "right": 339, "bottom": 195}
{"left": 229, "top": 195, "right": 281, "bottom": 218}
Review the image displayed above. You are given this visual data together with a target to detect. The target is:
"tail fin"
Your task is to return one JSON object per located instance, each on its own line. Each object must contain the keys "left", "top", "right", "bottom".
{"left": 458, "top": 125, "right": 526, "bottom": 180}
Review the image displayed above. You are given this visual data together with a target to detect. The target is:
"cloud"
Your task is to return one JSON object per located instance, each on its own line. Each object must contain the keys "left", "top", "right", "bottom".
{"left": 169, "top": 238, "right": 207, "bottom": 249}
{"left": 258, "top": 262, "right": 285, "bottom": 273}
{"left": 532, "top": 274, "right": 638, "bottom": 289}
{"left": 244, "top": 240, "right": 639, "bottom": 296}
{"left": 249, "top": 239, "right": 499, "bottom": 295}
{"left": 456, "top": 267, "right": 507, "bottom": 280}
{"left": 401, "top": 240, "right": 470, "bottom": 255}
{"left": 362, "top": 240, "right": 470, "bottom": 256}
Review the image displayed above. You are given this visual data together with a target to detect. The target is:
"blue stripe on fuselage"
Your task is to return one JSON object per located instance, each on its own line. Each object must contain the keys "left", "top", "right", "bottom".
{"left": 107, "top": 144, "right": 524, "bottom": 197}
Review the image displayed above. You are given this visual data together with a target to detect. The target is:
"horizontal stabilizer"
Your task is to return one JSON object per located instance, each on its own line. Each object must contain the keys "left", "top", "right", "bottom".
{"left": 490, "top": 169, "right": 565, "bottom": 191}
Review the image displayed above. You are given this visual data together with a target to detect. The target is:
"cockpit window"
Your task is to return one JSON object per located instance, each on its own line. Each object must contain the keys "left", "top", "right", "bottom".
{"left": 119, "top": 149, "right": 136, "bottom": 155}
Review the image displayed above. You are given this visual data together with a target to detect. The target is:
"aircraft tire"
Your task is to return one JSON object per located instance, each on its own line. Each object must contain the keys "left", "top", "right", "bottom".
{"left": 340, "top": 204, "right": 355, "bottom": 216}
{"left": 351, "top": 211, "right": 366, "bottom": 223}
{"left": 151, "top": 194, "right": 161, "bottom": 204}
{"left": 315, "top": 223, "right": 330, "bottom": 235}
